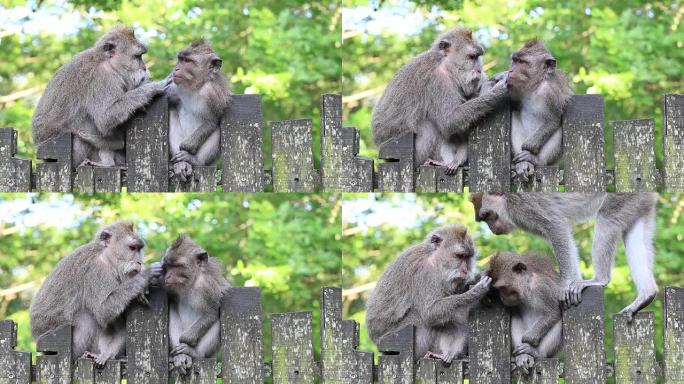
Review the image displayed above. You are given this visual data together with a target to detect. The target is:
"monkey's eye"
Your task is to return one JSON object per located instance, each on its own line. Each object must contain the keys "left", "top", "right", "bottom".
{"left": 129, "top": 245, "right": 138, "bottom": 251}
{"left": 468, "top": 54, "right": 479, "bottom": 60}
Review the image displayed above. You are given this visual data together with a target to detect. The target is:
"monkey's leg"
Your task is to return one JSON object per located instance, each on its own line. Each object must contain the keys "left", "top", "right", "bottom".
{"left": 545, "top": 228, "right": 582, "bottom": 307}
{"left": 72, "top": 311, "right": 98, "bottom": 360}
{"left": 620, "top": 215, "right": 658, "bottom": 321}
{"left": 193, "top": 321, "right": 220, "bottom": 358}
{"left": 94, "top": 320, "right": 126, "bottom": 369}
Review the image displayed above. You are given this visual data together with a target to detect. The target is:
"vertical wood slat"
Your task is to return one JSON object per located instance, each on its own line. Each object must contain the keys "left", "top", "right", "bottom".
{"left": 74, "top": 166, "right": 122, "bottom": 193}
{"left": 511, "top": 166, "right": 560, "bottom": 192}
{"left": 562, "top": 286, "right": 606, "bottom": 384}
{"left": 664, "top": 287, "right": 684, "bottom": 383}
{"left": 612, "top": 119, "right": 657, "bottom": 192}
{"left": 415, "top": 166, "right": 463, "bottom": 193}
{"left": 125, "top": 95, "right": 168, "bottom": 192}
{"left": 319, "top": 94, "right": 374, "bottom": 192}
{"left": 173, "top": 358, "right": 215, "bottom": 384}
{"left": 663, "top": 94, "right": 684, "bottom": 192}
{"left": 35, "top": 133, "right": 72, "bottom": 192}
{"left": 468, "top": 303, "right": 510, "bottom": 384}
{"left": 221, "top": 94, "right": 264, "bottom": 192}
{"left": 125, "top": 287, "right": 168, "bottom": 384}
{"left": 518, "top": 358, "right": 559, "bottom": 384}
{"left": 415, "top": 359, "right": 464, "bottom": 384}
{"left": 613, "top": 312, "right": 657, "bottom": 383}
{"left": 377, "top": 134, "right": 414, "bottom": 192}
{"left": 562, "top": 95, "right": 606, "bottom": 192}
{"left": 320, "top": 287, "right": 373, "bottom": 384}
{"left": 271, "top": 312, "right": 317, "bottom": 383}
{"left": 75, "top": 358, "right": 122, "bottom": 384}
{"left": 0, "top": 128, "right": 31, "bottom": 192}
{"left": 35, "top": 324, "right": 71, "bottom": 384}
{"left": 376, "top": 325, "right": 414, "bottom": 384}
{"left": 169, "top": 166, "right": 216, "bottom": 192}
{"left": 271, "top": 120, "right": 317, "bottom": 192}
{"left": 0, "top": 320, "right": 31, "bottom": 384}
{"left": 468, "top": 103, "right": 511, "bottom": 192}
{"left": 221, "top": 287, "right": 264, "bottom": 384}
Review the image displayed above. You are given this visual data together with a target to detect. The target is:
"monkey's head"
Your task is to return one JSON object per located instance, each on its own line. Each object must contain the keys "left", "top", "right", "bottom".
{"left": 470, "top": 192, "right": 516, "bottom": 235}
{"left": 433, "top": 27, "right": 485, "bottom": 98}
{"left": 425, "top": 224, "right": 476, "bottom": 285}
{"left": 506, "top": 39, "right": 557, "bottom": 99}
{"left": 173, "top": 39, "right": 223, "bottom": 91}
{"left": 96, "top": 221, "right": 145, "bottom": 279}
{"left": 96, "top": 25, "right": 149, "bottom": 89}
{"left": 487, "top": 252, "right": 556, "bottom": 307}
{"left": 162, "top": 234, "right": 209, "bottom": 294}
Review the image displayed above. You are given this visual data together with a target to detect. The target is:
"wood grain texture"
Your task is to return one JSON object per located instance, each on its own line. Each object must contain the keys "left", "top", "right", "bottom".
{"left": 0, "top": 321, "right": 31, "bottom": 384}
{"left": 663, "top": 94, "right": 684, "bottom": 192}
{"left": 468, "top": 302, "right": 510, "bottom": 384}
{"left": 376, "top": 325, "right": 414, "bottom": 384}
{"left": 35, "top": 133, "right": 72, "bottom": 192}
{"left": 35, "top": 324, "right": 71, "bottom": 384}
{"left": 664, "top": 287, "right": 684, "bottom": 383}
{"left": 125, "top": 95, "right": 169, "bottom": 192}
{"left": 562, "top": 95, "right": 606, "bottom": 192}
{"left": 0, "top": 128, "right": 31, "bottom": 192}
{"left": 271, "top": 119, "right": 316, "bottom": 192}
{"left": 468, "top": 103, "right": 511, "bottom": 192}
{"left": 613, "top": 312, "right": 657, "bottom": 383}
{"left": 221, "top": 94, "right": 264, "bottom": 192}
{"left": 221, "top": 287, "right": 264, "bottom": 384}
{"left": 613, "top": 119, "right": 657, "bottom": 192}
{"left": 377, "top": 133, "right": 414, "bottom": 192}
{"left": 125, "top": 287, "right": 168, "bottom": 384}
{"left": 271, "top": 312, "right": 317, "bottom": 384}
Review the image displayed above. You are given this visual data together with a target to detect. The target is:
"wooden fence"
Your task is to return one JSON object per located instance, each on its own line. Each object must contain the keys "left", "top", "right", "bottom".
{"left": 0, "top": 286, "right": 683, "bottom": 383}
{"left": 0, "top": 94, "right": 682, "bottom": 193}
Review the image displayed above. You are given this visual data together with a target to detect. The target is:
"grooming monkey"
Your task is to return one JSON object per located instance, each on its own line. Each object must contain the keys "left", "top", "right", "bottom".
{"left": 488, "top": 252, "right": 562, "bottom": 375}
{"left": 161, "top": 235, "right": 230, "bottom": 375}
{"left": 32, "top": 26, "right": 169, "bottom": 168}
{"left": 371, "top": 27, "right": 508, "bottom": 174}
{"left": 167, "top": 39, "right": 231, "bottom": 182}
{"left": 471, "top": 193, "right": 658, "bottom": 320}
{"left": 366, "top": 225, "right": 492, "bottom": 363}
{"left": 30, "top": 222, "right": 161, "bottom": 367}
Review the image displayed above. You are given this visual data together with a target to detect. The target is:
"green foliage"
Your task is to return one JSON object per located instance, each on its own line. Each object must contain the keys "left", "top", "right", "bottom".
{"left": 0, "top": 192, "right": 342, "bottom": 360}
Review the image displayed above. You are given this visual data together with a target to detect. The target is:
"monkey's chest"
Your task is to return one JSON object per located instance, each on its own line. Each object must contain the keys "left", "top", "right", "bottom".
{"left": 173, "top": 303, "right": 203, "bottom": 329}
{"left": 511, "top": 109, "right": 539, "bottom": 150}
{"left": 169, "top": 107, "right": 203, "bottom": 151}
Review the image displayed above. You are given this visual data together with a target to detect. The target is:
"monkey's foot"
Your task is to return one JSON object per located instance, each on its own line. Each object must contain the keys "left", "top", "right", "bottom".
{"left": 423, "top": 159, "right": 460, "bottom": 175}
{"left": 81, "top": 351, "right": 111, "bottom": 369}
{"left": 171, "top": 353, "right": 193, "bottom": 376}
{"left": 562, "top": 279, "right": 605, "bottom": 309}
{"left": 512, "top": 160, "right": 535, "bottom": 183}
{"left": 81, "top": 351, "right": 98, "bottom": 360}
{"left": 513, "top": 353, "right": 535, "bottom": 376}
{"left": 423, "top": 351, "right": 452, "bottom": 365}
{"left": 619, "top": 291, "right": 657, "bottom": 322}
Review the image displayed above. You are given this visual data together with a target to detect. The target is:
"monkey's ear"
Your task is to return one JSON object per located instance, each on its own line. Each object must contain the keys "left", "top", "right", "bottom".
{"left": 102, "top": 42, "right": 116, "bottom": 57}
{"left": 99, "top": 229, "right": 112, "bottom": 247}
{"left": 196, "top": 251, "right": 209, "bottom": 265}
{"left": 438, "top": 40, "right": 451, "bottom": 55}
{"left": 545, "top": 57, "right": 556, "bottom": 70}
{"left": 512, "top": 262, "right": 527, "bottom": 273}
{"left": 430, "top": 234, "right": 443, "bottom": 248}
{"left": 211, "top": 58, "right": 223, "bottom": 70}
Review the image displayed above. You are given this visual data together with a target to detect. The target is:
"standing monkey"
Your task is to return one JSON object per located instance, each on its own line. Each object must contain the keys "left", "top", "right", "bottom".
{"left": 161, "top": 235, "right": 230, "bottom": 375}
{"left": 32, "top": 26, "right": 169, "bottom": 168}
{"left": 371, "top": 27, "right": 508, "bottom": 174}
{"left": 471, "top": 193, "right": 658, "bottom": 320}
{"left": 505, "top": 39, "right": 572, "bottom": 182}
{"left": 488, "top": 252, "right": 562, "bottom": 375}
{"left": 29, "top": 222, "right": 162, "bottom": 367}
{"left": 366, "top": 224, "right": 492, "bottom": 363}
{"left": 167, "top": 40, "right": 231, "bottom": 182}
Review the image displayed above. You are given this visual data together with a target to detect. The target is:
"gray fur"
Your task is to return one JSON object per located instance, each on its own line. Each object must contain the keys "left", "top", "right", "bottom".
{"left": 366, "top": 224, "right": 491, "bottom": 363}
{"left": 29, "top": 222, "right": 161, "bottom": 367}
{"left": 31, "top": 25, "right": 168, "bottom": 168}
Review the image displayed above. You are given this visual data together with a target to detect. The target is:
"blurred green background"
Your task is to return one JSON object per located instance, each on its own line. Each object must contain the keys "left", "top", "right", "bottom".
{"left": 342, "top": 1, "right": 684, "bottom": 170}
{"left": 0, "top": 0, "right": 341, "bottom": 168}
{"left": 0, "top": 193, "right": 342, "bottom": 361}
{"left": 341, "top": 193, "right": 684, "bottom": 367}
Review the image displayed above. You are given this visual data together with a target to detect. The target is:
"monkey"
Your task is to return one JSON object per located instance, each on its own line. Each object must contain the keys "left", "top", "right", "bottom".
{"left": 31, "top": 25, "right": 169, "bottom": 169}
{"left": 161, "top": 234, "right": 230, "bottom": 375}
{"left": 29, "top": 222, "right": 162, "bottom": 368}
{"left": 365, "top": 224, "right": 492, "bottom": 363}
{"left": 487, "top": 252, "right": 562, "bottom": 375}
{"left": 505, "top": 39, "right": 573, "bottom": 182}
{"left": 371, "top": 26, "right": 509, "bottom": 175}
{"left": 471, "top": 193, "right": 658, "bottom": 321}
{"left": 166, "top": 39, "right": 231, "bottom": 183}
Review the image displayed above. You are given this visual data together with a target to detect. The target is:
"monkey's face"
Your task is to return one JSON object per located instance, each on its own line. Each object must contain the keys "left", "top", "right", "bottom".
{"left": 473, "top": 193, "right": 516, "bottom": 235}
{"left": 105, "top": 38, "right": 149, "bottom": 90}
{"left": 162, "top": 235, "right": 208, "bottom": 293}
{"left": 506, "top": 42, "right": 556, "bottom": 99}
{"left": 489, "top": 255, "right": 528, "bottom": 307}
{"left": 449, "top": 43, "right": 485, "bottom": 98}
{"left": 173, "top": 45, "right": 222, "bottom": 90}
{"left": 428, "top": 228, "right": 476, "bottom": 285}
{"left": 98, "top": 223, "right": 145, "bottom": 278}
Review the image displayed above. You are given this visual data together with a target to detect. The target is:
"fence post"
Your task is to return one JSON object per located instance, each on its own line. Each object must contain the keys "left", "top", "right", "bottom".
{"left": 512, "top": 166, "right": 560, "bottom": 192}
{"left": 271, "top": 312, "right": 317, "bottom": 383}
{"left": 663, "top": 94, "right": 684, "bottom": 192}
{"left": 0, "top": 129, "right": 31, "bottom": 192}
{"left": 271, "top": 119, "right": 317, "bottom": 192}
{"left": 75, "top": 358, "right": 122, "bottom": 384}
{"left": 468, "top": 103, "right": 511, "bottom": 192}
{"left": 35, "top": 133, "right": 72, "bottom": 192}
{"left": 612, "top": 119, "right": 657, "bottom": 192}
{"left": 169, "top": 166, "right": 216, "bottom": 192}
{"left": 221, "top": 287, "right": 264, "bottom": 384}
{"left": 664, "top": 287, "right": 684, "bottom": 382}
{"left": 320, "top": 287, "right": 373, "bottom": 383}
{"left": 172, "top": 358, "right": 215, "bottom": 384}
{"left": 468, "top": 302, "right": 511, "bottom": 384}
{"left": 562, "top": 286, "right": 606, "bottom": 383}
{"left": 562, "top": 95, "right": 606, "bottom": 192}
{"left": 125, "top": 95, "right": 169, "bottom": 192}
{"left": 415, "top": 358, "right": 464, "bottom": 384}
{"left": 415, "top": 166, "right": 464, "bottom": 193}
{"left": 319, "top": 94, "right": 374, "bottom": 192}
{"left": 74, "top": 166, "right": 122, "bottom": 193}
{"left": 613, "top": 312, "right": 657, "bottom": 383}
{"left": 377, "top": 134, "right": 414, "bottom": 192}
{"left": 35, "top": 324, "right": 71, "bottom": 384}
{"left": 125, "top": 287, "right": 168, "bottom": 384}
{"left": 0, "top": 320, "right": 31, "bottom": 384}
{"left": 518, "top": 358, "right": 559, "bottom": 384}
{"left": 221, "top": 94, "right": 264, "bottom": 192}
{"left": 376, "top": 325, "right": 414, "bottom": 384}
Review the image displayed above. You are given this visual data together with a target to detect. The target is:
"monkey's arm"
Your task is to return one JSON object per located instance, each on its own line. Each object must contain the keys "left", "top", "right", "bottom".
{"left": 520, "top": 114, "right": 561, "bottom": 155}
{"left": 179, "top": 313, "right": 219, "bottom": 347}
{"left": 421, "top": 277, "right": 491, "bottom": 327}
{"left": 436, "top": 85, "right": 508, "bottom": 138}
{"left": 178, "top": 117, "right": 220, "bottom": 155}
{"left": 521, "top": 311, "right": 561, "bottom": 347}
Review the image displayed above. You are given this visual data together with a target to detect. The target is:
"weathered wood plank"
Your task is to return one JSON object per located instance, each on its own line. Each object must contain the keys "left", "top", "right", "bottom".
{"left": 518, "top": 358, "right": 559, "bottom": 384}
{"left": 613, "top": 312, "right": 657, "bottom": 383}
{"left": 320, "top": 94, "right": 374, "bottom": 192}
{"left": 415, "top": 358, "right": 464, "bottom": 384}
{"left": 663, "top": 94, "right": 684, "bottom": 192}
{"left": 35, "top": 133, "right": 72, "bottom": 192}
{"left": 376, "top": 325, "right": 414, "bottom": 384}
{"left": 320, "top": 287, "right": 373, "bottom": 383}
{"left": 170, "top": 166, "right": 216, "bottom": 192}
{"left": 415, "top": 165, "right": 463, "bottom": 193}
{"left": 613, "top": 119, "right": 657, "bottom": 192}
{"left": 221, "top": 287, "right": 264, "bottom": 384}
{"left": 0, "top": 128, "right": 31, "bottom": 192}
{"left": 562, "top": 95, "right": 606, "bottom": 192}
{"left": 74, "top": 166, "right": 122, "bottom": 193}
{"left": 125, "top": 287, "right": 168, "bottom": 384}
{"left": 271, "top": 119, "right": 317, "bottom": 192}
{"left": 468, "top": 103, "right": 511, "bottom": 192}
{"left": 172, "top": 358, "right": 215, "bottom": 384}
{"left": 511, "top": 166, "right": 559, "bottom": 192}
{"left": 377, "top": 133, "right": 414, "bottom": 192}
{"left": 0, "top": 320, "right": 31, "bottom": 384}
{"left": 664, "top": 287, "right": 684, "bottom": 383}
{"left": 271, "top": 312, "right": 316, "bottom": 384}
{"left": 468, "top": 302, "right": 510, "bottom": 384}
{"left": 75, "top": 358, "right": 122, "bottom": 384}
{"left": 221, "top": 94, "right": 264, "bottom": 192}
{"left": 125, "top": 95, "right": 168, "bottom": 192}
{"left": 35, "top": 324, "right": 71, "bottom": 384}
{"left": 562, "top": 286, "right": 606, "bottom": 384}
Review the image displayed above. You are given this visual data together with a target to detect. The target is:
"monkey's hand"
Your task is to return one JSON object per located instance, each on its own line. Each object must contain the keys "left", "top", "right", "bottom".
{"left": 171, "top": 150, "right": 199, "bottom": 165}
{"left": 171, "top": 353, "right": 193, "bottom": 376}
{"left": 513, "top": 342, "right": 540, "bottom": 358}
{"left": 467, "top": 275, "right": 492, "bottom": 298}
{"left": 513, "top": 353, "right": 535, "bottom": 376}
{"left": 136, "top": 293, "right": 150, "bottom": 306}
{"left": 513, "top": 160, "right": 535, "bottom": 183}
{"left": 512, "top": 150, "right": 539, "bottom": 164}
{"left": 171, "top": 342, "right": 198, "bottom": 359}
{"left": 563, "top": 279, "right": 604, "bottom": 308}
{"left": 171, "top": 160, "right": 194, "bottom": 183}
{"left": 143, "top": 262, "right": 164, "bottom": 285}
